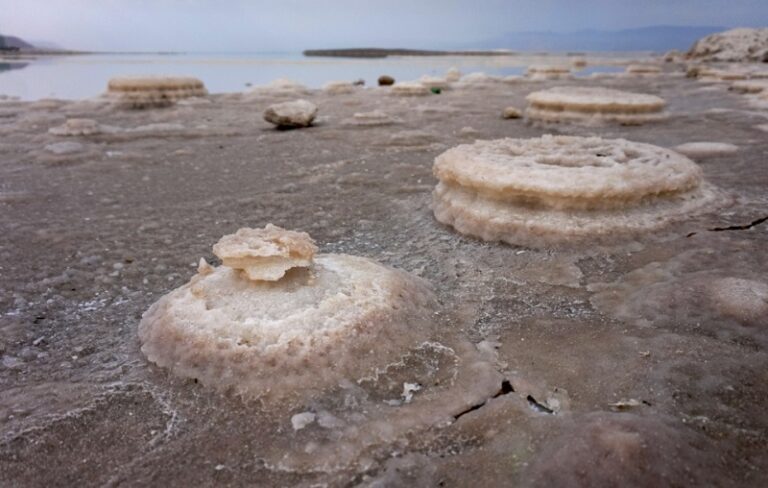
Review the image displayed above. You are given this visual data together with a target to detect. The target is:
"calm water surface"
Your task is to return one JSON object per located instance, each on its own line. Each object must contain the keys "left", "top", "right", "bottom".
{"left": 0, "top": 52, "right": 646, "bottom": 100}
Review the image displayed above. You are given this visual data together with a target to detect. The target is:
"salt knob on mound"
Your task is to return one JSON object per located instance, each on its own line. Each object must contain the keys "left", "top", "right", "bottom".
{"left": 138, "top": 224, "right": 437, "bottom": 401}
{"left": 263, "top": 99, "right": 318, "bottom": 128}
{"left": 431, "top": 135, "right": 721, "bottom": 247}
{"left": 106, "top": 76, "right": 207, "bottom": 109}
{"left": 212, "top": 225, "right": 317, "bottom": 281}
{"left": 526, "top": 86, "right": 667, "bottom": 125}
{"left": 48, "top": 118, "right": 102, "bottom": 136}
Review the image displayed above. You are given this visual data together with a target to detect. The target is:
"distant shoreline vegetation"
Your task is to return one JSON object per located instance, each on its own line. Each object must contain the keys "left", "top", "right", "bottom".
{"left": 303, "top": 48, "right": 516, "bottom": 58}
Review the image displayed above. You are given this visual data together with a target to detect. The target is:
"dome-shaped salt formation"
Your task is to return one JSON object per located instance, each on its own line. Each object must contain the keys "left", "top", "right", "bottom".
{"left": 687, "top": 28, "right": 768, "bottom": 62}
{"left": 431, "top": 135, "right": 719, "bottom": 247}
{"left": 526, "top": 65, "right": 571, "bottom": 79}
{"left": 107, "top": 76, "right": 207, "bottom": 108}
{"left": 625, "top": 64, "right": 661, "bottom": 76}
{"left": 138, "top": 225, "right": 437, "bottom": 401}
{"left": 390, "top": 82, "right": 430, "bottom": 96}
{"left": 525, "top": 87, "right": 667, "bottom": 125}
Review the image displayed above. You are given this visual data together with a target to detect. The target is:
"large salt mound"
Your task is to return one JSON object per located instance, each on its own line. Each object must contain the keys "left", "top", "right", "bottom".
{"left": 688, "top": 28, "right": 768, "bottom": 62}
{"left": 106, "top": 76, "right": 207, "bottom": 108}
{"left": 138, "top": 225, "right": 437, "bottom": 401}
{"left": 526, "top": 87, "right": 667, "bottom": 125}
{"left": 431, "top": 135, "right": 719, "bottom": 247}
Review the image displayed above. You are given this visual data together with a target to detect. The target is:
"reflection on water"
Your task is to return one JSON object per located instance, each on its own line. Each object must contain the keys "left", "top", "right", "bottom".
{"left": 0, "top": 52, "right": 649, "bottom": 101}
{"left": 0, "top": 61, "right": 29, "bottom": 73}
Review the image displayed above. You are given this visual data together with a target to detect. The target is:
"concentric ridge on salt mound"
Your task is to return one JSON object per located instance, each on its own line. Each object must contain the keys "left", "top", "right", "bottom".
{"left": 138, "top": 225, "right": 437, "bottom": 401}
{"left": 526, "top": 86, "right": 666, "bottom": 125}
{"left": 431, "top": 135, "right": 720, "bottom": 246}
{"left": 107, "top": 76, "right": 207, "bottom": 108}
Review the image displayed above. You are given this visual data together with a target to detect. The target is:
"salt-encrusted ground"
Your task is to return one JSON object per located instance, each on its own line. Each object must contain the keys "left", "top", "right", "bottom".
{"left": 1, "top": 61, "right": 767, "bottom": 487}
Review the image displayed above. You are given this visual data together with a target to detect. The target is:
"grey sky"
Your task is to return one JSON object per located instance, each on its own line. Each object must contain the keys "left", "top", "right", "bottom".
{"left": 2, "top": 0, "right": 767, "bottom": 51}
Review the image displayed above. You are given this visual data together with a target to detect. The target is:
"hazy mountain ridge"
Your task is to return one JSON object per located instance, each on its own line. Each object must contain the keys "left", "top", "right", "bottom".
{"left": 0, "top": 34, "right": 35, "bottom": 49}
{"left": 473, "top": 25, "right": 726, "bottom": 52}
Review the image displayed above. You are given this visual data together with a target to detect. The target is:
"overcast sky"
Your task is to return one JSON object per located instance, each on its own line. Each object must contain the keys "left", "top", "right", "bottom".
{"left": 2, "top": 0, "right": 767, "bottom": 51}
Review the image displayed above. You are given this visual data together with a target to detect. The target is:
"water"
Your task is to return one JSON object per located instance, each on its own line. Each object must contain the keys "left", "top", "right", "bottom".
{"left": 0, "top": 51, "right": 646, "bottom": 100}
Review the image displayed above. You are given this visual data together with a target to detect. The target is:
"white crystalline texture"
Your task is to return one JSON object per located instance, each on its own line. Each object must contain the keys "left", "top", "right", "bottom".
{"left": 418, "top": 76, "right": 450, "bottom": 90}
{"left": 431, "top": 135, "right": 719, "bottom": 246}
{"left": 49, "top": 118, "right": 102, "bottom": 136}
{"left": 626, "top": 64, "right": 661, "bottom": 75}
{"left": 323, "top": 81, "right": 356, "bottom": 95}
{"left": 348, "top": 110, "right": 396, "bottom": 126}
{"left": 445, "top": 67, "right": 462, "bottom": 82}
{"left": 212, "top": 224, "right": 317, "bottom": 281}
{"left": 107, "top": 76, "right": 207, "bottom": 109}
{"left": 526, "top": 65, "right": 572, "bottom": 79}
{"left": 687, "top": 28, "right": 768, "bottom": 62}
{"left": 526, "top": 86, "right": 667, "bottom": 125}
{"left": 390, "top": 82, "right": 430, "bottom": 96}
{"left": 247, "top": 79, "right": 310, "bottom": 98}
{"left": 138, "top": 251, "right": 437, "bottom": 401}
{"left": 44, "top": 141, "right": 84, "bottom": 155}
{"left": 263, "top": 99, "right": 318, "bottom": 128}
{"left": 673, "top": 142, "right": 739, "bottom": 159}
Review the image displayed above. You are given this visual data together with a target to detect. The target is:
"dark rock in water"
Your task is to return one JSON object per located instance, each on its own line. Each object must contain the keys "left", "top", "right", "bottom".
{"left": 378, "top": 75, "right": 395, "bottom": 86}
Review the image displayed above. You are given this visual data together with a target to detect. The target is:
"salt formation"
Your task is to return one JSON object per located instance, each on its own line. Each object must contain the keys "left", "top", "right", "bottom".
{"left": 138, "top": 225, "right": 437, "bottom": 401}
{"left": 49, "top": 118, "right": 107, "bottom": 136}
{"left": 418, "top": 75, "right": 450, "bottom": 90}
{"left": 455, "top": 72, "right": 501, "bottom": 88}
{"left": 246, "top": 79, "right": 309, "bottom": 98}
{"left": 673, "top": 142, "right": 739, "bottom": 159}
{"left": 323, "top": 81, "right": 356, "bottom": 95}
{"left": 390, "top": 82, "right": 430, "bottom": 96}
{"left": 44, "top": 141, "right": 84, "bottom": 155}
{"left": 212, "top": 225, "right": 317, "bottom": 281}
{"left": 729, "top": 80, "right": 768, "bottom": 94}
{"left": 502, "top": 106, "right": 522, "bottom": 119}
{"left": 525, "top": 87, "right": 667, "bottom": 125}
{"left": 526, "top": 65, "right": 571, "bottom": 79}
{"left": 445, "top": 67, "right": 462, "bottom": 82}
{"left": 344, "top": 110, "right": 397, "bottom": 127}
{"left": 626, "top": 64, "right": 661, "bottom": 75}
{"left": 431, "top": 135, "right": 718, "bottom": 246}
{"left": 263, "top": 99, "right": 318, "bottom": 128}
{"left": 106, "top": 76, "right": 207, "bottom": 108}
{"left": 687, "top": 28, "right": 768, "bottom": 62}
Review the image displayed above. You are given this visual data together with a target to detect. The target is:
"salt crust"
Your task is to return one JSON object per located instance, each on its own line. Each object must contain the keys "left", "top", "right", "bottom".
{"left": 246, "top": 79, "right": 310, "bottom": 98}
{"left": 673, "top": 142, "right": 739, "bottom": 159}
{"left": 687, "top": 28, "right": 768, "bottom": 62}
{"left": 138, "top": 252, "right": 437, "bottom": 402}
{"left": 708, "top": 277, "right": 768, "bottom": 324}
{"left": 390, "top": 82, "right": 431, "bottom": 96}
{"left": 49, "top": 118, "right": 115, "bottom": 136}
{"left": 107, "top": 76, "right": 207, "bottom": 108}
{"left": 526, "top": 86, "right": 666, "bottom": 125}
{"left": 626, "top": 64, "right": 661, "bottom": 75}
{"left": 526, "top": 65, "right": 571, "bottom": 79}
{"left": 323, "top": 81, "right": 356, "bottom": 95}
{"left": 212, "top": 225, "right": 317, "bottom": 281}
{"left": 431, "top": 135, "right": 718, "bottom": 246}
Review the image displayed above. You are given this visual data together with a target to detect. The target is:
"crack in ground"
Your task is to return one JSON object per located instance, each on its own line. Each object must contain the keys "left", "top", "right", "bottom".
{"left": 452, "top": 380, "right": 514, "bottom": 421}
{"left": 526, "top": 395, "right": 555, "bottom": 414}
{"left": 687, "top": 215, "right": 768, "bottom": 238}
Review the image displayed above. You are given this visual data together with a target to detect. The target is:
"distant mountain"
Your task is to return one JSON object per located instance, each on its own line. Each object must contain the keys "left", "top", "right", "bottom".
{"left": 0, "top": 34, "right": 35, "bottom": 50}
{"left": 474, "top": 26, "right": 726, "bottom": 53}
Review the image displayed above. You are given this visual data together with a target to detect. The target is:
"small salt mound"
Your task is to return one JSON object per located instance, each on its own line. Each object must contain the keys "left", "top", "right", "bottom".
{"left": 263, "top": 99, "right": 318, "bottom": 128}
{"left": 571, "top": 58, "right": 587, "bottom": 68}
{"left": 431, "top": 135, "right": 719, "bottom": 247}
{"left": 418, "top": 76, "right": 450, "bottom": 90}
{"left": 526, "top": 65, "right": 571, "bottom": 79}
{"left": 323, "top": 81, "right": 356, "bottom": 95}
{"left": 673, "top": 142, "right": 739, "bottom": 159}
{"left": 708, "top": 277, "right": 768, "bottom": 325}
{"left": 729, "top": 80, "right": 768, "bottom": 94}
{"left": 390, "top": 82, "right": 430, "bottom": 96}
{"left": 138, "top": 225, "right": 437, "bottom": 401}
{"left": 445, "top": 67, "right": 462, "bottom": 82}
{"left": 344, "top": 110, "right": 397, "bottom": 127}
{"left": 454, "top": 72, "right": 501, "bottom": 88}
{"left": 687, "top": 28, "right": 768, "bottom": 62}
{"left": 246, "top": 78, "right": 309, "bottom": 98}
{"left": 525, "top": 86, "right": 667, "bottom": 125}
{"left": 502, "top": 106, "right": 522, "bottom": 119}
{"left": 625, "top": 64, "right": 661, "bottom": 75}
{"left": 107, "top": 76, "right": 207, "bottom": 109}
{"left": 49, "top": 118, "right": 113, "bottom": 136}
{"left": 212, "top": 225, "right": 317, "bottom": 282}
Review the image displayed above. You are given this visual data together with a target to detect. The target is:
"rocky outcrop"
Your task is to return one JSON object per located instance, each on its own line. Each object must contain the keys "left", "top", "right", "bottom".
{"left": 687, "top": 28, "right": 768, "bottom": 62}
